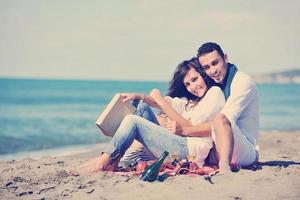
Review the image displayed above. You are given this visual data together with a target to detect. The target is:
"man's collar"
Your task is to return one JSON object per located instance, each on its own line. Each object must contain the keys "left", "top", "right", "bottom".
{"left": 221, "top": 63, "right": 230, "bottom": 89}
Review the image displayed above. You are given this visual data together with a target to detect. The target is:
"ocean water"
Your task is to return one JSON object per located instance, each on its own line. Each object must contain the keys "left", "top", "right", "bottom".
{"left": 0, "top": 78, "right": 299, "bottom": 156}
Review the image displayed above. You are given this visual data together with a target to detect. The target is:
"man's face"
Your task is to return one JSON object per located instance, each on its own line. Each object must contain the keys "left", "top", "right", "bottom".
{"left": 198, "top": 50, "right": 228, "bottom": 84}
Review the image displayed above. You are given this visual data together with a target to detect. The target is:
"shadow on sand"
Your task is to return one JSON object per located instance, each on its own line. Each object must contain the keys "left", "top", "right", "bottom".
{"left": 243, "top": 160, "right": 300, "bottom": 171}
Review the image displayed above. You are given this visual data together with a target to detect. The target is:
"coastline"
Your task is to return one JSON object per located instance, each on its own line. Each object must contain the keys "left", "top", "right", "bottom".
{"left": 1, "top": 131, "right": 300, "bottom": 199}
{"left": 1, "top": 131, "right": 298, "bottom": 161}
{"left": 0, "top": 143, "right": 105, "bottom": 162}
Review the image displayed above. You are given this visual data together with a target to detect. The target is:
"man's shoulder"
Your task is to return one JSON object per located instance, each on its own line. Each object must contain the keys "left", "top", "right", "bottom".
{"left": 233, "top": 71, "right": 256, "bottom": 86}
{"left": 205, "top": 86, "right": 224, "bottom": 101}
{"left": 207, "top": 86, "right": 223, "bottom": 95}
{"left": 235, "top": 71, "right": 252, "bottom": 80}
{"left": 230, "top": 71, "right": 258, "bottom": 96}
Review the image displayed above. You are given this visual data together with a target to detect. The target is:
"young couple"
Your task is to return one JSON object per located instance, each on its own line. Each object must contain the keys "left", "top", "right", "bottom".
{"left": 77, "top": 42, "right": 259, "bottom": 175}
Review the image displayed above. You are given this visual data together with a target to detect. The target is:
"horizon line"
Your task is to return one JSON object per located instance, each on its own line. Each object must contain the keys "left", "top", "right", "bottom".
{"left": 0, "top": 75, "right": 169, "bottom": 83}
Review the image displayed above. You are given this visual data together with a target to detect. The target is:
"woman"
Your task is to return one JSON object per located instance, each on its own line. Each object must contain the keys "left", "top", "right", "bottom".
{"left": 77, "top": 58, "right": 225, "bottom": 174}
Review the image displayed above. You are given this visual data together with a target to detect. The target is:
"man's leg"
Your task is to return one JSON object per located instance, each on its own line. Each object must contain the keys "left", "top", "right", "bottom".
{"left": 230, "top": 124, "right": 258, "bottom": 167}
{"left": 212, "top": 113, "right": 234, "bottom": 173}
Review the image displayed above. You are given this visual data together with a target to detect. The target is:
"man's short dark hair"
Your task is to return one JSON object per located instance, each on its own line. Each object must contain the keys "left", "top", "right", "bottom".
{"left": 197, "top": 42, "right": 225, "bottom": 59}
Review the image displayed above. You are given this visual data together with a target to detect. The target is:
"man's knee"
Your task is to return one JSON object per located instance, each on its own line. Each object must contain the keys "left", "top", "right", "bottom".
{"left": 213, "top": 114, "right": 231, "bottom": 130}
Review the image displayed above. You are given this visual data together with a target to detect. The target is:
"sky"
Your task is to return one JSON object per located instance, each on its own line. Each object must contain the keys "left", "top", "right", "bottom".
{"left": 0, "top": 0, "right": 299, "bottom": 81}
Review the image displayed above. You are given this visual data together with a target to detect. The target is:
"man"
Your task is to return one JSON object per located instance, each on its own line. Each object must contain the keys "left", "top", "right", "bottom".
{"left": 197, "top": 42, "right": 259, "bottom": 173}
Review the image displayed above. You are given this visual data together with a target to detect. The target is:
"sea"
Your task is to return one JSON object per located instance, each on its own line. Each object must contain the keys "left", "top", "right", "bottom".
{"left": 0, "top": 78, "right": 300, "bottom": 158}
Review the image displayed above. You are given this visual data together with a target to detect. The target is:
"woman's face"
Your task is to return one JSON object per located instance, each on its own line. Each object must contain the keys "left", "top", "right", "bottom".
{"left": 183, "top": 67, "right": 207, "bottom": 97}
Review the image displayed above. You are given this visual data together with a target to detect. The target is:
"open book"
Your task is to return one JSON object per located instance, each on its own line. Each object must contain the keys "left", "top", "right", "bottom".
{"left": 96, "top": 94, "right": 136, "bottom": 137}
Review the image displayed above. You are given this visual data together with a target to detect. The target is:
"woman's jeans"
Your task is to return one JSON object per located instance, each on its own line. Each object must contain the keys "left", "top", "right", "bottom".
{"left": 103, "top": 100, "right": 189, "bottom": 164}
{"left": 132, "top": 99, "right": 159, "bottom": 125}
{"left": 121, "top": 100, "right": 159, "bottom": 162}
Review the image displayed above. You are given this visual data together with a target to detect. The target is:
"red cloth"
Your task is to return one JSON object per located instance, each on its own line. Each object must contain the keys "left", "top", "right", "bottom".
{"left": 113, "top": 161, "right": 218, "bottom": 177}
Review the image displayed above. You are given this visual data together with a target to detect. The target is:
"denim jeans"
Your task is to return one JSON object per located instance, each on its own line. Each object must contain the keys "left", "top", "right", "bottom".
{"left": 132, "top": 99, "right": 159, "bottom": 125}
{"left": 103, "top": 101, "right": 189, "bottom": 162}
{"left": 120, "top": 100, "right": 159, "bottom": 162}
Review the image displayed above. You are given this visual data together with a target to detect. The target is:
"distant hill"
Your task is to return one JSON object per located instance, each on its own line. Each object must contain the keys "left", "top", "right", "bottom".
{"left": 252, "top": 69, "right": 300, "bottom": 84}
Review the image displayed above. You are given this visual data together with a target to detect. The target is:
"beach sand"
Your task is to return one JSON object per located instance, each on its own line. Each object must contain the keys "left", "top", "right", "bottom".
{"left": 1, "top": 131, "right": 300, "bottom": 200}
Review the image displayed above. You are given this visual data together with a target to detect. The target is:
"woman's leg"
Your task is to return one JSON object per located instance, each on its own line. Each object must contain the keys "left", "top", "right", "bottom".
{"left": 104, "top": 115, "right": 189, "bottom": 166}
{"left": 74, "top": 115, "right": 188, "bottom": 174}
{"left": 134, "top": 100, "right": 160, "bottom": 125}
{"left": 72, "top": 102, "right": 165, "bottom": 175}
{"left": 121, "top": 101, "right": 159, "bottom": 164}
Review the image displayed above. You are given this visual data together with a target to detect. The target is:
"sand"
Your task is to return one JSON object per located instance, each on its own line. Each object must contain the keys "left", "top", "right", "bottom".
{"left": 1, "top": 131, "right": 300, "bottom": 200}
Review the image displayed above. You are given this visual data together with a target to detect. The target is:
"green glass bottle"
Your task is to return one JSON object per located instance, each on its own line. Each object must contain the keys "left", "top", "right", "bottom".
{"left": 139, "top": 151, "right": 169, "bottom": 182}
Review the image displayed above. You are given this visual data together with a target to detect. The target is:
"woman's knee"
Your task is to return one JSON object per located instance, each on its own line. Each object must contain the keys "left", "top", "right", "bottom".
{"left": 120, "top": 114, "right": 140, "bottom": 131}
{"left": 113, "top": 115, "right": 140, "bottom": 142}
{"left": 136, "top": 101, "right": 151, "bottom": 113}
{"left": 123, "top": 114, "right": 139, "bottom": 125}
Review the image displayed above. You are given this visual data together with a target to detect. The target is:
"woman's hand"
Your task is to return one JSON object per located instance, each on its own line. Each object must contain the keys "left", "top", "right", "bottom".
{"left": 149, "top": 89, "right": 165, "bottom": 105}
{"left": 163, "top": 121, "right": 185, "bottom": 136}
{"left": 121, "top": 93, "right": 143, "bottom": 102}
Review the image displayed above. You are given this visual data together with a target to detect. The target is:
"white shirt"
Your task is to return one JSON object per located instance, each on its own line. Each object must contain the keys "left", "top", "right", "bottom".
{"left": 169, "top": 86, "right": 225, "bottom": 166}
{"left": 220, "top": 71, "right": 259, "bottom": 145}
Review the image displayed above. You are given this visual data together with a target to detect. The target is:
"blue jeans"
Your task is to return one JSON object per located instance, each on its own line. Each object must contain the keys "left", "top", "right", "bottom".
{"left": 121, "top": 100, "right": 159, "bottom": 162}
{"left": 103, "top": 101, "right": 189, "bottom": 162}
{"left": 132, "top": 99, "right": 159, "bottom": 126}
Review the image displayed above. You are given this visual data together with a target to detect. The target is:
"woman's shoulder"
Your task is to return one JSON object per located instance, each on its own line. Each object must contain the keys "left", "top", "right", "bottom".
{"left": 166, "top": 96, "right": 188, "bottom": 104}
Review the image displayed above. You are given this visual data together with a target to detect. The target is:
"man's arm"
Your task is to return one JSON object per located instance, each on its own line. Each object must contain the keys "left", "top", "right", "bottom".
{"left": 167, "top": 86, "right": 226, "bottom": 137}
{"left": 181, "top": 121, "right": 212, "bottom": 137}
{"left": 220, "top": 73, "right": 258, "bottom": 124}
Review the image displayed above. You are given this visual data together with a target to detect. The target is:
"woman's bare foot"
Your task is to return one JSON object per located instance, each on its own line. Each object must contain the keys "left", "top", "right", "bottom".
{"left": 70, "top": 153, "right": 117, "bottom": 176}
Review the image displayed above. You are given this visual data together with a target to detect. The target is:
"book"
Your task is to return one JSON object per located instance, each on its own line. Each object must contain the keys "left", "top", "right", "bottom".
{"left": 96, "top": 93, "right": 137, "bottom": 137}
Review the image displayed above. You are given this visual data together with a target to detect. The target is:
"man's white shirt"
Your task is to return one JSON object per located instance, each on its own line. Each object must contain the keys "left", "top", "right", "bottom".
{"left": 221, "top": 71, "right": 259, "bottom": 146}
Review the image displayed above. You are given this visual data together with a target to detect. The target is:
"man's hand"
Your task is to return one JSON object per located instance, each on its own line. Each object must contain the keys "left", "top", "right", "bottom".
{"left": 163, "top": 121, "right": 185, "bottom": 136}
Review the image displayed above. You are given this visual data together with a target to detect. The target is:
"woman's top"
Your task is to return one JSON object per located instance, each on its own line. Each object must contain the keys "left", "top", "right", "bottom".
{"left": 168, "top": 86, "right": 225, "bottom": 166}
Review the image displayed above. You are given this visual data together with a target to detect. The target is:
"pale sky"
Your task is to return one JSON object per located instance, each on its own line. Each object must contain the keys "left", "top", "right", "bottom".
{"left": 0, "top": 0, "right": 299, "bottom": 81}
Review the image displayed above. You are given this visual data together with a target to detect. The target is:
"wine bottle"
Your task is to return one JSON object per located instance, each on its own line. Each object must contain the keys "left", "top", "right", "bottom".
{"left": 139, "top": 151, "right": 169, "bottom": 182}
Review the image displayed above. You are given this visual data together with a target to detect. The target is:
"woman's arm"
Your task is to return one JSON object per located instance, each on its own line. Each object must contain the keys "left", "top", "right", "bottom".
{"left": 121, "top": 93, "right": 160, "bottom": 108}
{"left": 149, "top": 89, "right": 192, "bottom": 127}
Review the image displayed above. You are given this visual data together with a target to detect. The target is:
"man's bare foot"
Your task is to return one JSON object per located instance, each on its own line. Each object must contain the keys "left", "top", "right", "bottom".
{"left": 209, "top": 161, "right": 232, "bottom": 176}
{"left": 218, "top": 161, "right": 232, "bottom": 174}
{"left": 70, "top": 153, "right": 117, "bottom": 176}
